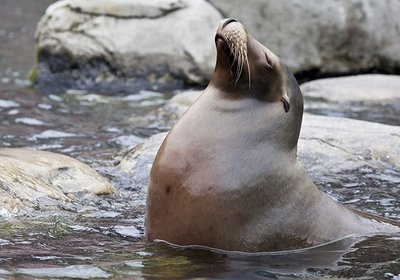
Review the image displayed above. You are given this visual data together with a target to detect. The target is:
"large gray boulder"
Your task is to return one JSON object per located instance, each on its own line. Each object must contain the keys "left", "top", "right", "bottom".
{"left": 34, "top": 0, "right": 222, "bottom": 93}
{"left": 208, "top": 0, "right": 400, "bottom": 75}
{"left": 0, "top": 148, "right": 115, "bottom": 216}
{"left": 34, "top": 0, "right": 400, "bottom": 94}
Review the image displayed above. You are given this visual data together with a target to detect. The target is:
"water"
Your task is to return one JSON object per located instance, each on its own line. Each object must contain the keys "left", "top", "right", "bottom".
{"left": 1, "top": 1, "right": 400, "bottom": 279}
{"left": 0, "top": 87, "right": 171, "bottom": 163}
{"left": 305, "top": 97, "right": 400, "bottom": 127}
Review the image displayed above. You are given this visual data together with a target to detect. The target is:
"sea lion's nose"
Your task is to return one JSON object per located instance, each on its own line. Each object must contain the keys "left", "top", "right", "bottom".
{"left": 223, "top": 18, "right": 238, "bottom": 28}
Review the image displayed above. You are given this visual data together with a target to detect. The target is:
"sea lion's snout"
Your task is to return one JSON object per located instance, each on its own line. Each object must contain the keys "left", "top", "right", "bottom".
{"left": 216, "top": 18, "right": 241, "bottom": 32}
{"left": 213, "top": 19, "right": 291, "bottom": 114}
{"left": 222, "top": 18, "right": 238, "bottom": 28}
{"left": 215, "top": 19, "right": 248, "bottom": 84}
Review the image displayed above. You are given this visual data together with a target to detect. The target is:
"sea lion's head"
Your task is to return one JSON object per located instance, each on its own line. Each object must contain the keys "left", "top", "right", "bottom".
{"left": 212, "top": 18, "right": 303, "bottom": 151}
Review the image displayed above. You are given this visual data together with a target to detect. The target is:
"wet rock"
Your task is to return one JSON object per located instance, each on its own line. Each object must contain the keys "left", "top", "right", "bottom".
{"left": 208, "top": 0, "right": 400, "bottom": 75}
{"left": 34, "top": 0, "right": 222, "bottom": 94}
{"left": 0, "top": 148, "right": 115, "bottom": 216}
{"left": 63, "top": 0, "right": 186, "bottom": 18}
{"left": 167, "top": 90, "right": 202, "bottom": 115}
{"left": 159, "top": 90, "right": 201, "bottom": 119}
{"left": 141, "top": 78, "right": 400, "bottom": 128}
{"left": 117, "top": 90, "right": 400, "bottom": 191}
{"left": 299, "top": 115, "right": 400, "bottom": 184}
{"left": 301, "top": 74, "right": 400, "bottom": 126}
{"left": 301, "top": 74, "right": 400, "bottom": 103}
{"left": 152, "top": 90, "right": 202, "bottom": 127}
{"left": 117, "top": 133, "right": 167, "bottom": 191}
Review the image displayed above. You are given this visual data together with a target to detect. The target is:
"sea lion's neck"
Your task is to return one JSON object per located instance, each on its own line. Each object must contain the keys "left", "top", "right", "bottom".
{"left": 172, "top": 85, "right": 303, "bottom": 195}
{"left": 201, "top": 85, "right": 284, "bottom": 116}
{"left": 199, "top": 85, "right": 298, "bottom": 156}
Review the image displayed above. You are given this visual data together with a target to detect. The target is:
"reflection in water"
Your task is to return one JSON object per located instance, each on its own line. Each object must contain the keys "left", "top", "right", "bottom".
{"left": 151, "top": 236, "right": 359, "bottom": 276}
{"left": 16, "top": 265, "right": 110, "bottom": 279}
{"left": 0, "top": 0, "right": 56, "bottom": 88}
{"left": 1, "top": 216, "right": 400, "bottom": 279}
{"left": 0, "top": 87, "right": 172, "bottom": 164}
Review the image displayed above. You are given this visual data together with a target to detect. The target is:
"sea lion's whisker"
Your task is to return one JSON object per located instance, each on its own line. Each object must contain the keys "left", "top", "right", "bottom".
{"left": 234, "top": 52, "right": 242, "bottom": 83}
{"left": 231, "top": 43, "right": 245, "bottom": 84}
{"left": 223, "top": 33, "right": 248, "bottom": 84}
{"left": 236, "top": 54, "right": 244, "bottom": 84}
{"left": 245, "top": 54, "right": 251, "bottom": 90}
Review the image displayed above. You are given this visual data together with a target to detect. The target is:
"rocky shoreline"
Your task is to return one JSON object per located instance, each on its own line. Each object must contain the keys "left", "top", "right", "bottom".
{"left": 31, "top": 0, "right": 400, "bottom": 94}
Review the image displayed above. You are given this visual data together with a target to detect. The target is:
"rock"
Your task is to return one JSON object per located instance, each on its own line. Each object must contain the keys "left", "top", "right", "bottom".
{"left": 164, "top": 90, "right": 201, "bottom": 116}
{"left": 301, "top": 74, "right": 400, "bottom": 103}
{"left": 162, "top": 90, "right": 202, "bottom": 118}
{"left": 0, "top": 148, "right": 115, "bottom": 216}
{"left": 300, "top": 74, "right": 400, "bottom": 126}
{"left": 208, "top": 0, "right": 400, "bottom": 75}
{"left": 34, "top": 0, "right": 222, "bottom": 94}
{"left": 62, "top": 0, "right": 186, "bottom": 18}
{"left": 125, "top": 90, "right": 203, "bottom": 131}
{"left": 149, "top": 75, "right": 400, "bottom": 128}
{"left": 169, "top": 90, "right": 202, "bottom": 108}
{"left": 117, "top": 114, "right": 400, "bottom": 192}
{"left": 117, "top": 133, "right": 167, "bottom": 191}
{"left": 298, "top": 114, "right": 400, "bottom": 184}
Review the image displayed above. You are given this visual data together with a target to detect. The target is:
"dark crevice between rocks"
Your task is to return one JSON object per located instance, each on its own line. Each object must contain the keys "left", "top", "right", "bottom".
{"left": 33, "top": 44, "right": 400, "bottom": 95}
{"left": 63, "top": 29, "right": 117, "bottom": 63}
{"left": 67, "top": 3, "right": 186, "bottom": 20}
{"left": 68, "top": 9, "right": 179, "bottom": 20}
{"left": 295, "top": 66, "right": 400, "bottom": 85}
{"left": 182, "top": 50, "right": 207, "bottom": 86}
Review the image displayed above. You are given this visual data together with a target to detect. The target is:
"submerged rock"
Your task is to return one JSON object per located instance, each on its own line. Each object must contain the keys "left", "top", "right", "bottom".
{"left": 208, "top": 0, "right": 400, "bottom": 75}
{"left": 34, "top": 0, "right": 222, "bottom": 94}
{"left": 0, "top": 148, "right": 115, "bottom": 216}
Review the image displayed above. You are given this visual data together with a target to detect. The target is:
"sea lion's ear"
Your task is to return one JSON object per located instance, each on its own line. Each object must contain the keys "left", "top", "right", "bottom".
{"left": 265, "top": 53, "right": 273, "bottom": 68}
{"left": 281, "top": 97, "right": 290, "bottom": 113}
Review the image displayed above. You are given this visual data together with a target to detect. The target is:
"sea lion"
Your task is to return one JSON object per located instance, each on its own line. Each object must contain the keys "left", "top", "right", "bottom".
{"left": 145, "top": 18, "right": 400, "bottom": 252}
